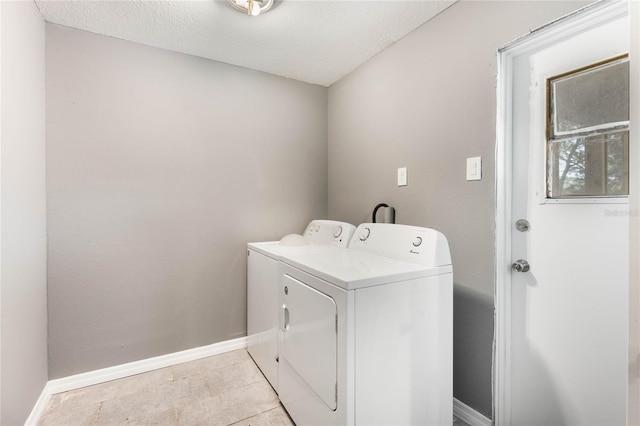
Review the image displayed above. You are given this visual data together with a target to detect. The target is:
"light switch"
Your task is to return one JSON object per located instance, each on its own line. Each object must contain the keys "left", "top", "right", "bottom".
{"left": 397, "top": 167, "right": 408, "bottom": 187}
{"left": 466, "top": 157, "right": 482, "bottom": 181}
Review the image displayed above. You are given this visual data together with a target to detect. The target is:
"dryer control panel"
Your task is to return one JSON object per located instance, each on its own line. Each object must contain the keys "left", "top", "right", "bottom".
{"left": 349, "top": 223, "right": 451, "bottom": 267}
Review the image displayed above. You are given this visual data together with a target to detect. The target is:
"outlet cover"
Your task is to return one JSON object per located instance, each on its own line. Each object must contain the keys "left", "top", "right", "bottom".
{"left": 398, "top": 167, "right": 408, "bottom": 186}
{"left": 466, "top": 157, "right": 482, "bottom": 181}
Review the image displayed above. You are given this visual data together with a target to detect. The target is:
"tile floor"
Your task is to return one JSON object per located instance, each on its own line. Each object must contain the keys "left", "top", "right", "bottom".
{"left": 38, "top": 350, "right": 293, "bottom": 425}
{"left": 39, "top": 349, "right": 471, "bottom": 426}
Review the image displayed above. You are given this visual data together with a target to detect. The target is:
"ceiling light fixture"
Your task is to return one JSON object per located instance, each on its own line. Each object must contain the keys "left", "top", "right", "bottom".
{"left": 227, "top": 0, "right": 274, "bottom": 16}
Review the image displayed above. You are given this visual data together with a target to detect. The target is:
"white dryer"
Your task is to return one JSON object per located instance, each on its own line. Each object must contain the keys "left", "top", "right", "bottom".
{"left": 278, "top": 223, "right": 453, "bottom": 425}
{"left": 247, "top": 220, "right": 355, "bottom": 392}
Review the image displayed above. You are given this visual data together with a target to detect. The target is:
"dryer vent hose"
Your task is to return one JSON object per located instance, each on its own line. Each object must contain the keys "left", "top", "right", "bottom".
{"left": 372, "top": 203, "right": 395, "bottom": 224}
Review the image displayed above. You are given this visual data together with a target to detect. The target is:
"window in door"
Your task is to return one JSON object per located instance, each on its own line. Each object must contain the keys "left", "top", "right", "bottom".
{"left": 546, "top": 55, "right": 629, "bottom": 198}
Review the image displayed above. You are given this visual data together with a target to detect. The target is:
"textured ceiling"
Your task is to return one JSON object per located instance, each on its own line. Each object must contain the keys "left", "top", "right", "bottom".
{"left": 35, "top": 0, "right": 456, "bottom": 87}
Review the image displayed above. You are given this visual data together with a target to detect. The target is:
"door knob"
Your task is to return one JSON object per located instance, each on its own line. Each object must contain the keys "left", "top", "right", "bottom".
{"left": 512, "top": 259, "right": 530, "bottom": 272}
{"left": 515, "top": 219, "right": 530, "bottom": 232}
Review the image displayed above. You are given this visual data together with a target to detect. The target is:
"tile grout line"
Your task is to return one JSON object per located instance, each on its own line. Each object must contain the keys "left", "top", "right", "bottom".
{"left": 226, "top": 405, "right": 284, "bottom": 426}
{"left": 93, "top": 401, "right": 102, "bottom": 426}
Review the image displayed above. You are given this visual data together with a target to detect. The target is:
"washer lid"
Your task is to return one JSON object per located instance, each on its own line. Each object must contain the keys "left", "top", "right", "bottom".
{"left": 247, "top": 241, "right": 327, "bottom": 260}
{"left": 248, "top": 220, "right": 357, "bottom": 260}
{"left": 281, "top": 247, "right": 452, "bottom": 291}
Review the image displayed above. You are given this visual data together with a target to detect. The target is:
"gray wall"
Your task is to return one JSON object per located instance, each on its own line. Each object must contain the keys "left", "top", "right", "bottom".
{"left": 328, "top": 0, "right": 590, "bottom": 417}
{"left": 1, "top": 1, "right": 48, "bottom": 424}
{"left": 46, "top": 24, "right": 328, "bottom": 378}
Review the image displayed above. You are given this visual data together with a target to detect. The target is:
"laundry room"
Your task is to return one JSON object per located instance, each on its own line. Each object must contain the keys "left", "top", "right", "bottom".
{"left": 2, "top": 0, "right": 638, "bottom": 425}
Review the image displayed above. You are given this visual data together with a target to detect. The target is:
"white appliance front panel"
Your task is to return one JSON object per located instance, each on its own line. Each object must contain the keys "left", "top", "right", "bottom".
{"left": 280, "top": 274, "right": 338, "bottom": 411}
{"left": 278, "top": 264, "right": 354, "bottom": 426}
{"left": 246, "top": 249, "right": 279, "bottom": 390}
{"left": 354, "top": 273, "right": 453, "bottom": 425}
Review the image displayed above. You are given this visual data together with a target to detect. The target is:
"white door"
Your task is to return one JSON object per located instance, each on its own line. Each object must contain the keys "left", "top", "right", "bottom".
{"left": 499, "top": 3, "right": 630, "bottom": 425}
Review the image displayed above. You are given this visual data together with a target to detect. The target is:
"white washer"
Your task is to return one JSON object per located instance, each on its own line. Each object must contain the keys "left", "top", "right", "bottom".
{"left": 247, "top": 220, "right": 355, "bottom": 392}
{"left": 278, "top": 223, "right": 453, "bottom": 425}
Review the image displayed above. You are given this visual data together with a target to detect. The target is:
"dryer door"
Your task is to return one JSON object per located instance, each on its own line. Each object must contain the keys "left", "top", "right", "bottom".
{"left": 280, "top": 274, "right": 337, "bottom": 411}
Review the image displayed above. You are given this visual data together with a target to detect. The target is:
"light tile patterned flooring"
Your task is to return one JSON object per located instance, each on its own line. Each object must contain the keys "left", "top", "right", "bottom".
{"left": 38, "top": 350, "right": 293, "bottom": 425}
{"left": 39, "top": 348, "right": 471, "bottom": 426}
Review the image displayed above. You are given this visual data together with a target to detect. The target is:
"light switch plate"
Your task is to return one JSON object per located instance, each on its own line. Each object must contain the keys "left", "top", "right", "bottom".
{"left": 466, "top": 157, "right": 482, "bottom": 181}
{"left": 397, "top": 167, "right": 408, "bottom": 186}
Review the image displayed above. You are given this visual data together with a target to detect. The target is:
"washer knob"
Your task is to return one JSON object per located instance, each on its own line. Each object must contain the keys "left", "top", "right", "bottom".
{"left": 359, "top": 227, "right": 371, "bottom": 241}
{"left": 333, "top": 225, "right": 343, "bottom": 238}
{"left": 413, "top": 236, "right": 423, "bottom": 247}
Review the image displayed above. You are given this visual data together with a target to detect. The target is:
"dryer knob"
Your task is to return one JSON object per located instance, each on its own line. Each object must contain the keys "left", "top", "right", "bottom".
{"left": 333, "top": 226, "right": 343, "bottom": 238}
{"left": 359, "top": 227, "right": 371, "bottom": 241}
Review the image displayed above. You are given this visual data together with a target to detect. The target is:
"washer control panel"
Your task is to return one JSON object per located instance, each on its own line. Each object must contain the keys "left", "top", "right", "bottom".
{"left": 304, "top": 220, "right": 355, "bottom": 247}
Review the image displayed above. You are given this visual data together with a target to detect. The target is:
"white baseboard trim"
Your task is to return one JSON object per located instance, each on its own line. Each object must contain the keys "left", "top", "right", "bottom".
{"left": 46, "top": 336, "right": 247, "bottom": 395}
{"left": 454, "top": 397, "right": 493, "bottom": 426}
{"left": 24, "top": 382, "right": 53, "bottom": 426}
{"left": 24, "top": 336, "right": 247, "bottom": 425}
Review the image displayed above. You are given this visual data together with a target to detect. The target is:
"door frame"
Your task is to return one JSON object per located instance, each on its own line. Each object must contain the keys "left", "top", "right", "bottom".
{"left": 629, "top": 2, "right": 640, "bottom": 424}
{"left": 494, "top": 1, "right": 631, "bottom": 424}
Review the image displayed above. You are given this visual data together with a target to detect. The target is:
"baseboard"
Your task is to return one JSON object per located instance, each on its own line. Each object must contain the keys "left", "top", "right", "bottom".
{"left": 453, "top": 397, "right": 493, "bottom": 426}
{"left": 24, "top": 382, "right": 53, "bottom": 426}
{"left": 24, "top": 336, "right": 247, "bottom": 425}
{"left": 26, "top": 341, "right": 487, "bottom": 426}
